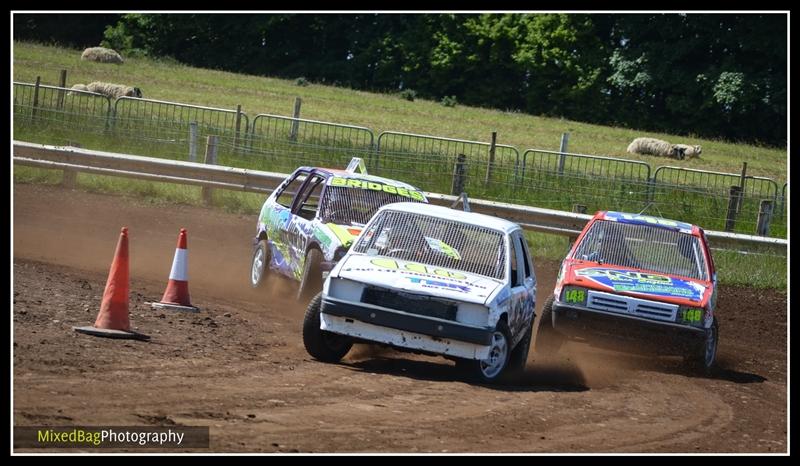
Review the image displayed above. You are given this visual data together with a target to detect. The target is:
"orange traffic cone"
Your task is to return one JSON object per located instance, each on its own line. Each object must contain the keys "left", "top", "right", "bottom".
{"left": 74, "top": 227, "right": 150, "bottom": 340}
{"left": 152, "top": 228, "right": 199, "bottom": 312}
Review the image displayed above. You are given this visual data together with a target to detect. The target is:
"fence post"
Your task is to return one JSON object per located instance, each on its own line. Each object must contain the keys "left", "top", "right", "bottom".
{"left": 737, "top": 162, "right": 748, "bottom": 214}
{"left": 188, "top": 121, "right": 198, "bottom": 162}
{"left": 725, "top": 185, "right": 742, "bottom": 232}
{"left": 57, "top": 69, "right": 67, "bottom": 109}
{"left": 756, "top": 199, "right": 774, "bottom": 236}
{"left": 62, "top": 141, "right": 80, "bottom": 189}
{"left": 290, "top": 97, "right": 302, "bottom": 141}
{"left": 104, "top": 96, "right": 115, "bottom": 134}
{"left": 202, "top": 135, "right": 219, "bottom": 206}
{"left": 452, "top": 153, "right": 467, "bottom": 196}
{"left": 777, "top": 183, "right": 787, "bottom": 219}
{"left": 234, "top": 104, "right": 242, "bottom": 149}
{"left": 557, "top": 132, "right": 570, "bottom": 175}
{"left": 485, "top": 131, "right": 497, "bottom": 186}
{"left": 32, "top": 76, "right": 41, "bottom": 120}
{"left": 568, "top": 204, "right": 587, "bottom": 244}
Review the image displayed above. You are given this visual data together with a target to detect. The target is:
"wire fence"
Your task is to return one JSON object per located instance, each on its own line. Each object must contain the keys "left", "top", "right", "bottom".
{"left": 777, "top": 182, "right": 788, "bottom": 219}
{"left": 652, "top": 166, "right": 779, "bottom": 200}
{"left": 244, "top": 113, "right": 375, "bottom": 173}
{"left": 113, "top": 96, "right": 247, "bottom": 147}
{"left": 13, "top": 81, "right": 112, "bottom": 131}
{"left": 12, "top": 81, "right": 787, "bottom": 239}
{"left": 375, "top": 131, "right": 520, "bottom": 197}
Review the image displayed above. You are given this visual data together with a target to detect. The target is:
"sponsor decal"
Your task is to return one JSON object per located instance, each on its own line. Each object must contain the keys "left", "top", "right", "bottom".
{"left": 329, "top": 177, "right": 425, "bottom": 202}
{"left": 604, "top": 212, "right": 693, "bottom": 233}
{"left": 264, "top": 204, "right": 292, "bottom": 231}
{"left": 370, "top": 258, "right": 468, "bottom": 280}
{"left": 326, "top": 223, "right": 361, "bottom": 248}
{"left": 314, "top": 226, "right": 332, "bottom": 249}
{"left": 423, "top": 236, "right": 462, "bottom": 260}
{"left": 575, "top": 268, "right": 703, "bottom": 300}
{"left": 406, "top": 277, "right": 471, "bottom": 293}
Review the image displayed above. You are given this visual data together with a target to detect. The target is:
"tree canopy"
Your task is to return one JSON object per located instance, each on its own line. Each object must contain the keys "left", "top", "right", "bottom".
{"left": 14, "top": 13, "right": 787, "bottom": 146}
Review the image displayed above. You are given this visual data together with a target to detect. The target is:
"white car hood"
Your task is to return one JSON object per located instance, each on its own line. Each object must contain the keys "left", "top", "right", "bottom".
{"left": 336, "top": 254, "right": 504, "bottom": 305}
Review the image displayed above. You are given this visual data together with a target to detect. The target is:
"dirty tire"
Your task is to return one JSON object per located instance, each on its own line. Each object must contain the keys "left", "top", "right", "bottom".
{"left": 506, "top": 319, "right": 534, "bottom": 378}
{"left": 534, "top": 295, "right": 565, "bottom": 355}
{"left": 297, "top": 248, "right": 323, "bottom": 303}
{"left": 459, "top": 321, "right": 512, "bottom": 384}
{"left": 250, "top": 239, "right": 271, "bottom": 289}
{"left": 685, "top": 317, "right": 719, "bottom": 375}
{"left": 302, "top": 292, "right": 353, "bottom": 363}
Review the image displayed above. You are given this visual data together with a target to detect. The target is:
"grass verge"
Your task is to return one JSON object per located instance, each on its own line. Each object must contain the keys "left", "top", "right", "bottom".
{"left": 14, "top": 166, "right": 786, "bottom": 291}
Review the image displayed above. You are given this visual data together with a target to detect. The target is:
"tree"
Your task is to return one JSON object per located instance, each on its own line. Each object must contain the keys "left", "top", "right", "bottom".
{"left": 92, "top": 13, "right": 786, "bottom": 146}
{"left": 14, "top": 13, "right": 121, "bottom": 48}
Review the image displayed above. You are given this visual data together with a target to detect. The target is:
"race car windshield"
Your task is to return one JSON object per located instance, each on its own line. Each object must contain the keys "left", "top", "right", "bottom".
{"left": 573, "top": 220, "right": 709, "bottom": 281}
{"left": 320, "top": 185, "right": 424, "bottom": 226}
{"left": 352, "top": 210, "right": 507, "bottom": 280}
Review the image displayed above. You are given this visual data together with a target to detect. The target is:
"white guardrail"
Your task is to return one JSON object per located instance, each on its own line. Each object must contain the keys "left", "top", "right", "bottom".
{"left": 13, "top": 141, "right": 787, "bottom": 254}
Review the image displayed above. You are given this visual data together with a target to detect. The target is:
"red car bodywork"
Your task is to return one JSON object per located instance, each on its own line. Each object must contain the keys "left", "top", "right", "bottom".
{"left": 555, "top": 211, "right": 716, "bottom": 311}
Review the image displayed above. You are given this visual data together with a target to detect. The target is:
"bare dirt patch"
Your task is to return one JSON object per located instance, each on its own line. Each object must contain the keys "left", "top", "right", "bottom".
{"left": 13, "top": 183, "right": 787, "bottom": 452}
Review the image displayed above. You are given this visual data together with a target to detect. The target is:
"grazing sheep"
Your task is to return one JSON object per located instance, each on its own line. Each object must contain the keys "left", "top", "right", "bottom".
{"left": 627, "top": 137, "right": 683, "bottom": 159}
{"left": 67, "top": 83, "right": 89, "bottom": 96}
{"left": 674, "top": 143, "right": 702, "bottom": 159}
{"left": 86, "top": 81, "right": 143, "bottom": 99}
{"left": 81, "top": 47, "right": 124, "bottom": 64}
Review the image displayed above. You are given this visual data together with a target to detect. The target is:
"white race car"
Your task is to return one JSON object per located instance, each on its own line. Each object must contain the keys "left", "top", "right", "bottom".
{"left": 302, "top": 202, "right": 537, "bottom": 383}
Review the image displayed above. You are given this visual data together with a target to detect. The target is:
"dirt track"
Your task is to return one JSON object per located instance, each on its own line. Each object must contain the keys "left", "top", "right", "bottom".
{"left": 13, "top": 183, "right": 788, "bottom": 453}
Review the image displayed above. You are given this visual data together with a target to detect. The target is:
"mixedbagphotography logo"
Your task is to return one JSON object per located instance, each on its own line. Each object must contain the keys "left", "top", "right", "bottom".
{"left": 14, "top": 426, "right": 210, "bottom": 449}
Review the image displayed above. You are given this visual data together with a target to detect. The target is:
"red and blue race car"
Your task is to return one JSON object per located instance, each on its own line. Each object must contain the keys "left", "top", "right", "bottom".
{"left": 536, "top": 211, "right": 719, "bottom": 372}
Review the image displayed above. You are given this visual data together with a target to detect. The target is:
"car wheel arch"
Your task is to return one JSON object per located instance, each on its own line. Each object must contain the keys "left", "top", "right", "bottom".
{"left": 304, "top": 242, "right": 325, "bottom": 259}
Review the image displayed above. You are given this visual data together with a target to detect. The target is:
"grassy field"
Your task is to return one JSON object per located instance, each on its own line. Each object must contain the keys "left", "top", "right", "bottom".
{"left": 13, "top": 41, "right": 787, "bottom": 183}
{"left": 12, "top": 41, "right": 787, "bottom": 289}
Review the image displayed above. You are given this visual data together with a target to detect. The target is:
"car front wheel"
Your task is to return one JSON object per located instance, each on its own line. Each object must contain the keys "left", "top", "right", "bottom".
{"left": 459, "top": 321, "right": 512, "bottom": 384}
{"left": 302, "top": 292, "right": 353, "bottom": 363}
{"left": 250, "top": 239, "right": 271, "bottom": 288}
{"left": 685, "top": 317, "right": 718, "bottom": 374}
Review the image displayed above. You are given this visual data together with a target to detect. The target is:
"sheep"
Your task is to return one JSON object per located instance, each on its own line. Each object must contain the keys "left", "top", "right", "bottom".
{"left": 674, "top": 143, "right": 702, "bottom": 159}
{"left": 626, "top": 137, "right": 683, "bottom": 159}
{"left": 81, "top": 47, "right": 124, "bottom": 64}
{"left": 85, "top": 81, "right": 143, "bottom": 99}
{"left": 627, "top": 138, "right": 703, "bottom": 160}
{"left": 67, "top": 83, "right": 89, "bottom": 96}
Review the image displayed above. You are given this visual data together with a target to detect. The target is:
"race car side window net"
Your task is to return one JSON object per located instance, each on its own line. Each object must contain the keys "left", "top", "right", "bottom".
{"left": 295, "top": 175, "right": 325, "bottom": 221}
{"left": 320, "top": 185, "right": 424, "bottom": 226}
{"left": 276, "top": 173, "right": 308, "bottom": 209}
{"left": 353, "top": 210, "right": 507, "bottom": 280}
{"left": 573, "top": 220, "right": 709, "bottom": 281}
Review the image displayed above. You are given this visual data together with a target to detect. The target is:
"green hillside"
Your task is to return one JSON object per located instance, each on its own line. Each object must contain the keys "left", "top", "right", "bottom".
{"left": 13, "top": 41, "right": 787, "bottom": 183}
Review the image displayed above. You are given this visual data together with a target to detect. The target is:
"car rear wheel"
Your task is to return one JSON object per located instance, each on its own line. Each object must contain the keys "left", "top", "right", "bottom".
{"left": 297, "top": 248, "right": 323, "bottom": 303}
{"left": 302, "top": 292, "right": 353, "bottom": 363}
{"left": 534, "top": 295, "right": 565, "bottom": 355}
{"left": 507, "top": 319, "right": 534, "bottom": 377}
{"left": 250, "top": 239, "right": 271, "bottom": 288}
